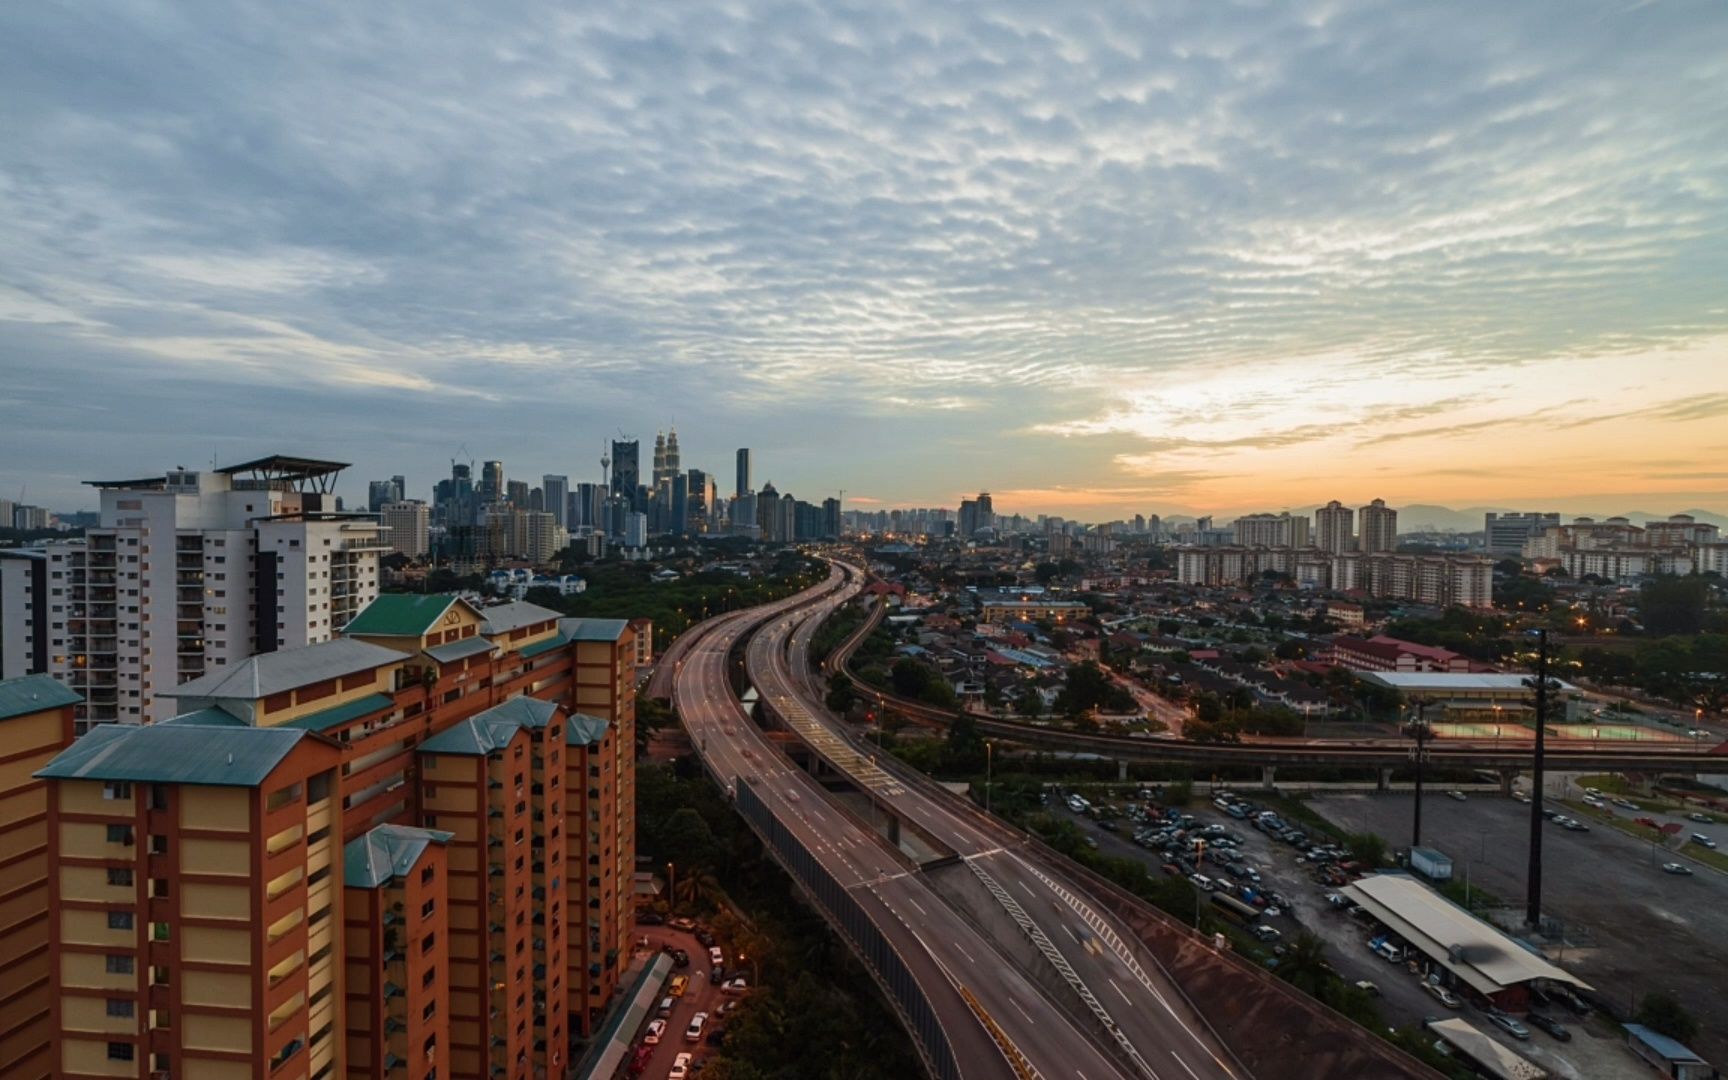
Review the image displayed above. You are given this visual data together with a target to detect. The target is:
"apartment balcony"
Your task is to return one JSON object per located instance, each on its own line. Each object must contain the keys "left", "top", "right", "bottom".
{"left": 175, "top": 536, "right": 203, "bottom": 552}
{"left": 175, "top": 572, "right": 205, "bottom": 586}
{"left": 89, "top": 638, "right": 119, "bottom": 654}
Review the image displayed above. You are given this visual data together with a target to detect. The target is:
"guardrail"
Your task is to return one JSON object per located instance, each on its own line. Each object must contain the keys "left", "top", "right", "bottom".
{"left": 734, "top": 780, "right": 964, "bottom": 1080}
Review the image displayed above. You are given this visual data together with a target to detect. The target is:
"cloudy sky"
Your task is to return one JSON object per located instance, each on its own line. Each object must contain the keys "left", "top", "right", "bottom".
{"left": 4, "top": 1, "right": 1727, "bottom": 519}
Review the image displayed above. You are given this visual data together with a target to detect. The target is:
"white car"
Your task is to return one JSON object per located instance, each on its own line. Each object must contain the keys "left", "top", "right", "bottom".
{"left": 669, "top": 1051, "right": 694, "bottom": 1079}
{"left": 1424, "top": 980, "right": 1462, "bottom": 1009}
{"left": 722, "top": 976, "right": 749, "bottom": 994}
{"left": 1446, "top": 790, "right": 1467, "bottom": 802}
{"left": 1662, "top": 862, "right": 1695, "bottom": 876}
{"left": 684, "top": 1011, "right": 708, "bottom": 1043}
{"left": 643, "top": 1019, "right": 667, "bottom": 1045}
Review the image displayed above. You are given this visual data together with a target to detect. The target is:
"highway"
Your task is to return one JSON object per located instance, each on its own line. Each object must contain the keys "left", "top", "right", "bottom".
{"left": 749, "top": 562, "right": 1242, "bottom": 1080}
{"left": 670, "top": 570, "right": 1130, "bottom": 1080}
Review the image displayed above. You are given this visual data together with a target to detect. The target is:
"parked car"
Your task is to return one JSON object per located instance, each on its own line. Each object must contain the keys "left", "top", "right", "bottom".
{"left": 656, "top": 996, "right": 674, "bottom": 1018}
{"left": 1690, "top": 833, "right": 1717, "bottom": 849}
{"left": 643, "top": 1019, "right": 667, "bottom": 1045}
{"left": 694, "top": 929, "right": 717, "bottom": 947}
{"left": 1485, "top": 1013, "right": 1531, "bottom": 1040}
{"left": 629, "top": 1044, "right": 654, "bottom": 1076}
{"left": 1353, "top": 980, "right": 1380, "bottom": 996}
{"left": 668, "top": 974, "right": 689, "bottom": 997}
{"left": 1424, "top": 980, "right": 1462, "bottom": 1009}
{"left": 1689, "top": 812, "right": 1713, "bottom": 823}
{"left": 1446, "top": 790, "right": 1467, "bottom": 802}
{"left": 1612, "top": 798, "right": 1638, "bottom": 811}
{"left": 1526, "top": 1012, "right": 1571, "bottom": 1041}
{"left": 1251, "top": 924, "right": 1281, "bottom": 942}
{"left": 669, "top": 917, "right": 697, "bottom": 931}
{"left": 638, "top": 912, "right": 666, "bottom": 926}
{"left": 1662, "top": 862, "right": 1695, "bottom": 875}
{"left": 685, "top": 1011, "right": 709, "bottom": 1043}
{"left": 669, "top": 1051, "right": 694, "bottom": 1079}
{"left": 722, "top": 977, "right": 749, "bottom": 995}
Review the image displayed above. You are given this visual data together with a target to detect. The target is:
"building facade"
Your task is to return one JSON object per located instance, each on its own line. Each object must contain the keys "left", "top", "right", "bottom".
{"left": 380, "top": 501, "right": 431, "bottom": 560}
{"left": 0, "top": 457, "right": 384, "bottom": 731}
{"left": 1315, "top": 501, "right": 1355, "bottom": 554}
{"left": 35, "top": 594, "right": 641, "bottom": 1079}
{"left": 1358, "top": 499, "right": 1398, "bottom": 553}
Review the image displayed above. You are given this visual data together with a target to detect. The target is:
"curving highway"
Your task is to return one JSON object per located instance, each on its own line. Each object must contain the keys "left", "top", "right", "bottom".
{"left": 747, "top": 562, "right": 1243, "bottom": 1080}
{"left": 671, "top": 569, "right": 1131, "bottom": 1080}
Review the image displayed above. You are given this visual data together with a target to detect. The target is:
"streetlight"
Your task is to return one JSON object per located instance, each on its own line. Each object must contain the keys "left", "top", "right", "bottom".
{"left": 985, "top": 740, "right": 994, "bottom": 816}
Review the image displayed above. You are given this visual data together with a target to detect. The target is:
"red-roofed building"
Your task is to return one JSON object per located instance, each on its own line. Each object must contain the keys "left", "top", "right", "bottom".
{"left": 1330, "top": 635, "right": 1480, "bottom": 673}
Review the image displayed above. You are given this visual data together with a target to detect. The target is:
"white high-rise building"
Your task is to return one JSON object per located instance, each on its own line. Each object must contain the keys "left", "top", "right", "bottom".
{"left": 1315, "top": 500, "right": 1355, "bottom": 554}
{"left": 1358, "top": 498, "right": 1399, "bottom": 553}
{"left": 380, "top": 500, "right": 431, "bottom": 559}
{"left": 1233, "top": 512, "right": 1310, "bottom": 548}
{"left": 0, "top": 456, "right": 385, "bottom": 732}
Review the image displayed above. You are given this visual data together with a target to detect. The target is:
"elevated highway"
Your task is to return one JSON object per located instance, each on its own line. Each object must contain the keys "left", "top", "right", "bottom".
{"left": 670, "top": 571, "right": 1124, "bottom": 1080}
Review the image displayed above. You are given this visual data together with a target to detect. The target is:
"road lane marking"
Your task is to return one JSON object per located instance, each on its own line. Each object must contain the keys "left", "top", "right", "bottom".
{"left": 1008, "top": 997, "right": 1038, "bottom": 1026}
{"left": 907, "top": 897, "right": 927, "bottom": 915}
{"left": 1109, "top": 978, "right": 1132, "bottom": 1005}
{"left": 1061, "top": 926, "right": 1078, "bottom": 943}
{"left": 1170, "top": 1053, "right": 1202, "bottom": 1080}
{"left": 954, "top": 941, "right": 976, "bottom": 964}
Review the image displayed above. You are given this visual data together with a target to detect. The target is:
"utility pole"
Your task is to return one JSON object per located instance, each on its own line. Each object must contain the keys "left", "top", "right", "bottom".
{"left": 1526, "top": 629, "right": 1550, "bottom": 929}
{"left": 1410, "top": 701, "right": 1428, "bottom": 849}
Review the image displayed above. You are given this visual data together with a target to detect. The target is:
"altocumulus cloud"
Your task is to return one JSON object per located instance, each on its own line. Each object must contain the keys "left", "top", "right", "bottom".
{"left": 1, "top": 0, "right": 1726, "bottom": 508}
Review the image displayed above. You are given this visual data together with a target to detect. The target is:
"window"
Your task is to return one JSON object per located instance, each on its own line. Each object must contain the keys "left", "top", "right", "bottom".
{"left": 421, "top": 966, "right": 436, "bottom": 988}
{"left": 106, "top": 824, "right": 133, "bottom": 845}
{"left": 106, "top": 954, "right": 135, "bottom": 975}
{"left": 420, "top": 899, "right": 436, "bottom": 918}
{"left": 106, "top": 999, "right": 135, "bottom": 1018}
{"left": 421, "top": 932, "right": 435, "bottom": 953}
{"left": 421, "top": 1000, "right": 437, "bottom": 1021}
{"left": 107, "top": 1042, "right": 134, "bottom": 1062}
{"left": 420, "top": 865, "right": 436, "bottom": 885}
{"left": 102, "top": 781, "right": 132, "bottom": 800}
{"left": 107, "top": 868, "right": 134, "bottom": 887}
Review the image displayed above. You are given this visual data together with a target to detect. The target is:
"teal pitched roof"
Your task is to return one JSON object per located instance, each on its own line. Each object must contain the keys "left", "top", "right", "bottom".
{"left": 516, "top": 631, "right": 569, "bottom": 660}
{"left": 566, "top": 713, "right": 610, "bottom": 746}
{"left": 37, "top": 724, "right": 315, "bottom": 786}
{"left": 343, "top": 593, "right": 465, "bottom": 637}
{"left": 418, "top": 714, "right": 525, "bottom": 756}
{"left": 161, "top": 707, "right": 250, "bottom": 727}
{"left": 344, "top": 824, "right": 454, "bottom": 888}
{"left": 478, "top": 601, "right": 563, "bottom": 636}
{"left": 279, "top": 692, "right": 394, "bottom": 733}
{"left": 417, "top": 696, "right": 564, "bottom": 755}
{"left": 559, "top": 617, "right": 630, "bottom": 642}
{"left": 478, "top": 696, "right": 560, "bottom": 730}
{"left": 0, "top": 674, "right": 81, "bottom": 721}
{"left": 425, "top": 636, "right": 497, "bottom": 664}
{"left": 163, "top": 639, "right": 403, "bottom": 701}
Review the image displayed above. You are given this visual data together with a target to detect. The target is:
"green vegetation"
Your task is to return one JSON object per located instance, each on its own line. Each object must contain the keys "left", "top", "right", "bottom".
{"left": 636, "top": 762, "right": 922, "bottom": 1079}
{"left": 1383, "top": 607, "right": 1515, "bottom": 663}
{"left": 1636, "top": 991, "right": 1701, "bottom": 1044}
{"left": 888, "top": 657, "right": 957, "bottom": 709}
{"left": 527, "top": 552, "right": 823, "bottom": 649}
{"left": 1639, "top": 575, "right": 1717, "bottom": 636}
{"left": 1437, "top": 875, "right": 1503, "bottom": 915}
{"left": 1572, "top": 634, "right": 1728, "bottom": 715}
{"left": 1053, "top": 660, "right": 1137, "bottom": 716}
{"left": 808, "top": 601, "right": 869, "bottom": 664}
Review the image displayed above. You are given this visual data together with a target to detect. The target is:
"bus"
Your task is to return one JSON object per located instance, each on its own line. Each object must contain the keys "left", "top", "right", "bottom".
{"left": 1210, "top": 892, "right": 1261, "bottom": 927}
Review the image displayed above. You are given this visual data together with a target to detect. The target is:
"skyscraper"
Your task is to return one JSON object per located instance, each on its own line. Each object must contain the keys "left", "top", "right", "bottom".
{"left": 380, "top": 500, "right": 431, "bottom": 558}
{"left": 505, "top": 478, "right": 530, "bottom": 507}
{"left": 610, "top": 439, "right": 639, "bottom": 508}
{"left": 652, "top": 431, "right": 667, "bottom": 485}
{"left": 1315, "top": 500, "right": 1355, "bottom": 553}
{"left": 1359, "top": 498, "right": 1399, "bottom": 553}
{"left": 481, "top": 460, "right": 505, "bottom": 504}
{"left": 367, "top": 477, "right": 402, "bottom": 512}
{"left": 665, "top": 427, "right": 680, "bottom": 477}
{"left": 735, "top": 448, "right": 751, "bottom": 499}
{"left": 543, "top": 474, "right": 569, "bottom": 527}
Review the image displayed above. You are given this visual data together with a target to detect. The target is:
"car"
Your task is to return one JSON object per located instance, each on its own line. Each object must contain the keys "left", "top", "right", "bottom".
{"left": 1354, "top": 980, "right": 1380, "bottom": 996}
{"left": 1662, "top": 862, "right": 1694, "bottom": 875}
{"left": 705, "top": 1027, "right": 727, "bottom": 1047}
{"left": 669, "top": 1051, "right": 694, "bottom": 1079}
{"left": 708, "top": 946, "right": 725, "bottom": 968}
{"left": 670, "top": 949, "right": 690, "bottom": 968}
{"left": 1251, "top": 924, "right": 1281, "bottom": 942}
{"left": 1562, "top": 819, "right": 1589, "bottom": 832}
{"left": 1446, "top": 791, "right": 1467, "bottom": 802}
{"left": 668, "top": 975, "right": 690, "bottom": 997}
{"left": 722, "top": 977, "right": 748, "bottom": 995}
{"left": 656, "top": 996, "right": 675, "bottom": 1018}
{"left": 1526, "top": 1012, "right": 1572, "bottom": 1041}
{"left": 1325, "top": 892, "right": 1349, "bottom": 908}
{"left": 718, "top": 999, "right": 742, "bottom": 1015}
{"left": 1486, "top": 1013, "right": 1531, "bottom": 1040}
{"left": 638, "top": 912, "right": 666, "bottom": 926}
{"left": 1513, "top": 791, "right": 1532, "bottom": 804}
{"left": 685, "top": 1011, "right": 708, "bottom": 1043}
{"left": 1582, "top": 796, "right": 1605, "bottom": 808}
{"left": 695, "top": 929, "right": 717, "bottom": 947}
{"left": 669, "top": 917, "right": 697, "bottom": 931}
{"left": 1424, "top": 981, "right": 1462, "bottom": 1009}
{"left": 1583, "top": 787, "right": 1601, "bottom": 796}
{"left": 1612, "top": 798, "right": 1638, "bottom": 810}
{"left": 1691, "top": 833, "right": 1717, "bottom": 849}
{"left": 1690, "top": 812, "right": 1713, "bottom": 823}
{"left": 629, "top": 1043, "right": 655, "bottom": 1076}
{"left": 643, "top": 1019, "right": 667, "bottom": 1045}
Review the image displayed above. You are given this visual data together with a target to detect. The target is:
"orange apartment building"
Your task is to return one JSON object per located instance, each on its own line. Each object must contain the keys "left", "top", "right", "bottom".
{"left": 35, "top": 596, "right": 640, "bottom": 1079}
{"left": 0, "top": 675, "right": 79, "bottom": 1079}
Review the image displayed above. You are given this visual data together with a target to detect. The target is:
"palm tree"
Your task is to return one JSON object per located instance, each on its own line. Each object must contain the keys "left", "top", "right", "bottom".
{"left": 1276, "top": 931, "right": 1332, "bottom": 997}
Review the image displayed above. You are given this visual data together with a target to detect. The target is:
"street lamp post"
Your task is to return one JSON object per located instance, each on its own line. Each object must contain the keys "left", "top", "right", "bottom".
{"left": 1410, "top": 702, "right": 1429, "bottom": 850}
{"left": 985, "top": 740, "right": 994, "bottom": 816}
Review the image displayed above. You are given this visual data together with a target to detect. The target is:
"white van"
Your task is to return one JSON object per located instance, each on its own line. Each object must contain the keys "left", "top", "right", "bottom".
{"left": 1190, "top": 874, "right": 1215, "bottom": 892}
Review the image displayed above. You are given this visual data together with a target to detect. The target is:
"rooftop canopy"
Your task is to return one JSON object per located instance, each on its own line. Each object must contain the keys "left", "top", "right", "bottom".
{"left": 215, "top": 454, "right": 350, "bottom": 492}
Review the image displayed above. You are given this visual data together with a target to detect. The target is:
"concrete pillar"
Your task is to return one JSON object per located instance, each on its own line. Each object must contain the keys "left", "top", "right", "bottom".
{"left": 886, "top": 814, "right": 900, "bottom": 846}
{"left": 1260, "top": 765, "right": 1277, "bottom": 791}
{"left": 1498, "top": 767, "right": 1517, "bottom": 796}
{"left": 1378, "top": 767, "right": 1393, "bottom": 792}
{"left": 1118, "top": 759, "right": 1130, "bottom": 782}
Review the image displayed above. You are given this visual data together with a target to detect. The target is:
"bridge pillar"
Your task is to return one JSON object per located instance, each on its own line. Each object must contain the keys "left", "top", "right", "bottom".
{"left": 1377, "top": 767, "right": 1393, "bottom": 792}
{"left": 1498, "top": 767, "right": 1518, "bottom": 796}
{"left": 886, "top": 812, "right": 900, "bottom": 846}
{"left": 1260, "top": 765, "right": 1277, "bottom": 791}
{"left": 1118, "top": 759, "right": 1130, "bottom": 782}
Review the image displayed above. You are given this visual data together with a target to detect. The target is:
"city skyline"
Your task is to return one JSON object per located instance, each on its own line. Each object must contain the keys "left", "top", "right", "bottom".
{"left": 3, "top": 2, "right": 1727, "bottom": 517}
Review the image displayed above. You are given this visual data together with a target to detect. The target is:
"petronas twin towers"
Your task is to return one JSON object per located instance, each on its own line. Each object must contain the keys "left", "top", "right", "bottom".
{"left": 651, "top": 426, "right": 681, "bottom": 486}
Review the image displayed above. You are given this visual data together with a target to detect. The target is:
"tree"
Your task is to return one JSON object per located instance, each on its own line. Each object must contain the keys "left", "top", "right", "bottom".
{"left": 1276, "top": 932, "right": 1332, "bottom": 996}
{"left": 945, "top": 712, "right": 985, "bottom": 771}
{"left": 1637, "top": 991, "right": 1700, "bottom": 1044}
{"left": 662, "top": 808, "right": 717, "bottom": 873}
{"left": 1346, "top": 832, "right": 1387, "bottom": 867}
{"left": 1641, "top": 575, "right": 1711, "bottom": 636}
{"left": 824, "top": 673, "right": 857, "bottom": 714}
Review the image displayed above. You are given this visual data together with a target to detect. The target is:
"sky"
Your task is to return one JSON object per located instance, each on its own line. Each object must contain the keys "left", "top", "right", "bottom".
{"left": 3, "top": 1, "right": 1727, "bottom": 521}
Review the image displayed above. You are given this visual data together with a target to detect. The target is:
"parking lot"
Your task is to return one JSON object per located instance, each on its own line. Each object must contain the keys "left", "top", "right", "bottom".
{"left": 1308, "top": 789, "right": 1728, "bottom": 1070}
{"left": 1052, "top": 789, "right": 1678, "bottom": 1079}
{"left": 626, "top": 920, "right": 749, "bottom": 1078}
